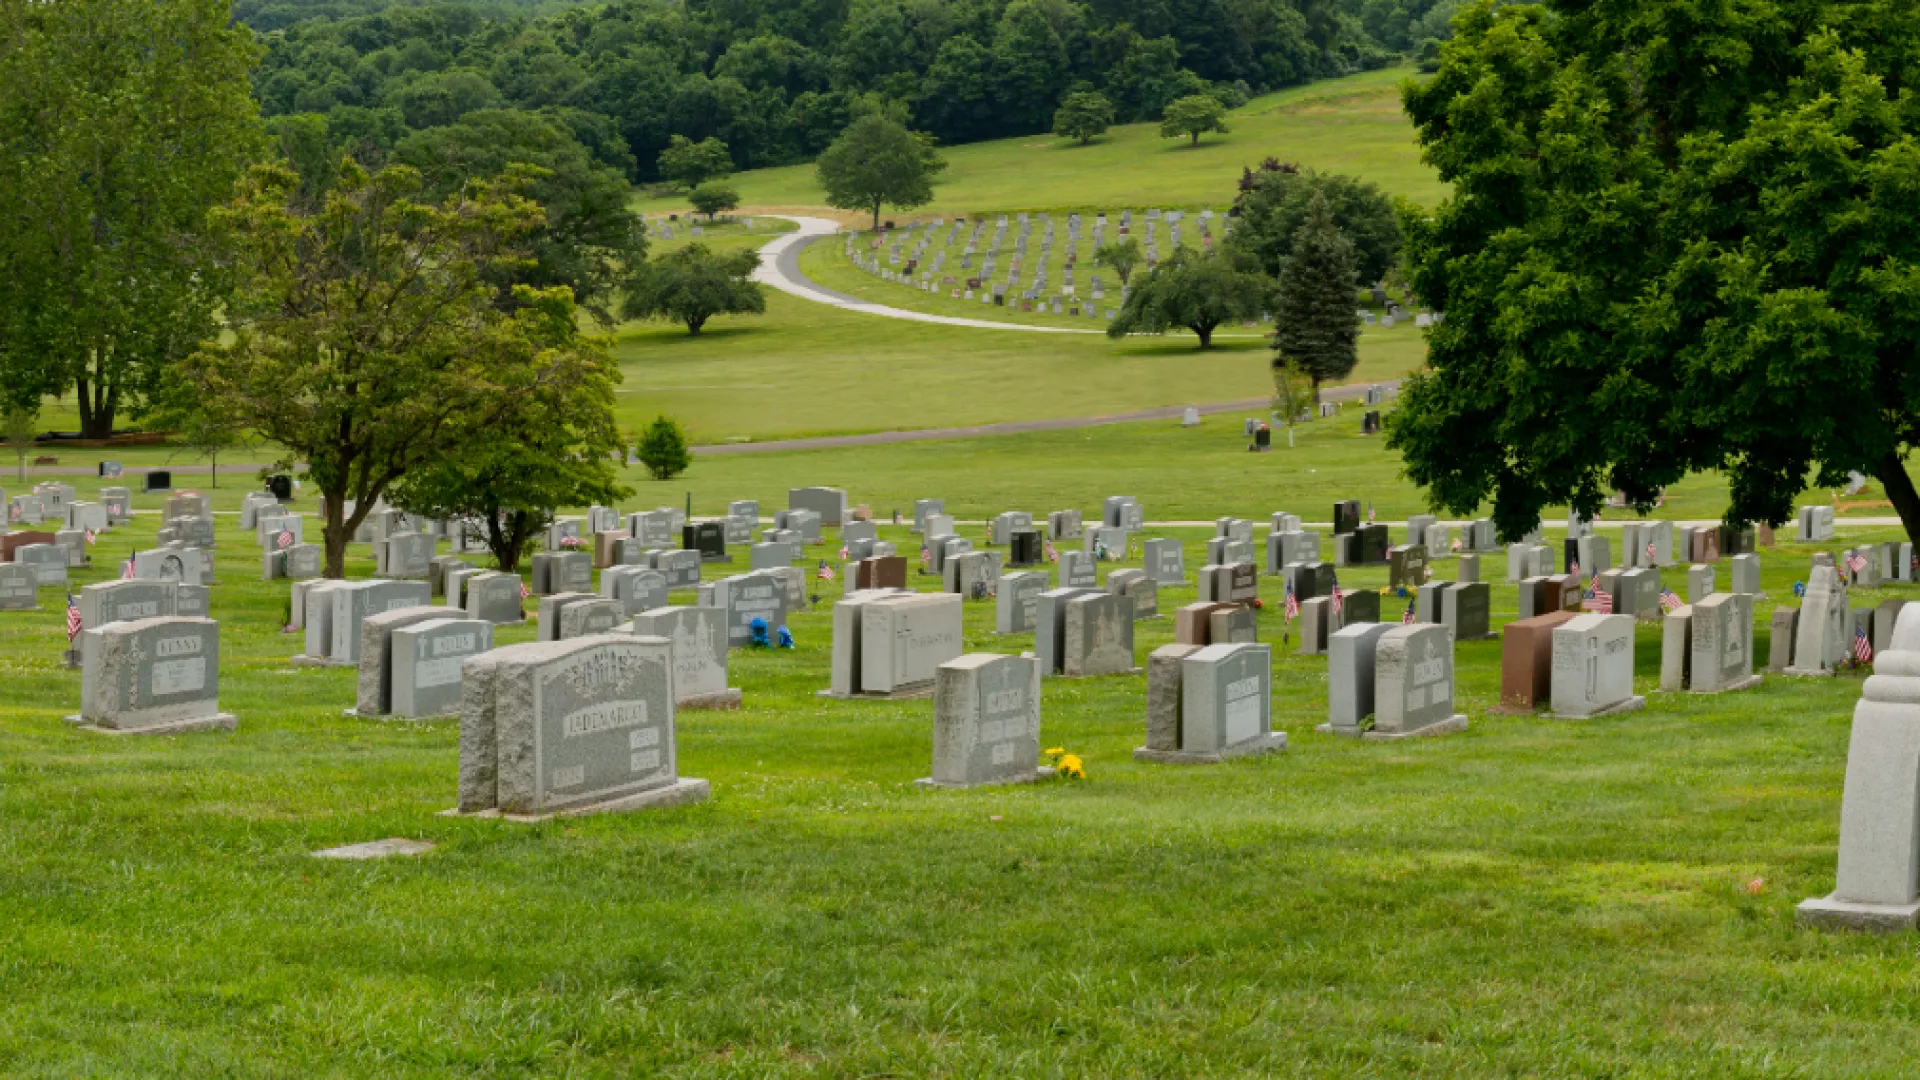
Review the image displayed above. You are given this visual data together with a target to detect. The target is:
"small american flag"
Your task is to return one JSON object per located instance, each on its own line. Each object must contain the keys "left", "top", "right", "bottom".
{"left": 278, "top": 529, "right": 295, "bottom": 550}
{"left": 1569, "top": 559, "right": 1580, "bottom": 579}
{"left": 84, "top": 528, "right": 96, "bottom": 546}
{"left": 1331, "top": 585, "right": 1343, "bottom": 617}
{"left": 6, "top": 504, "right": 18, "bottom": 522}
{"left": 121, "top": 556, "right": 135, "bottom": 580}
{"left": 1584, "top": 581, "right": 1613, "bottom": 613}
{"left": 1284, "top": 584, "right": 1299, "bottom": 620}
{"left": 1645, "top": 540, "right": 1656, "bottom": 563}
{"left": 1659, "top": 588, "right": 1682, "bottom": 613}
{"left": 838, "top": 544, "right": 848, "bottom": 561}
{"left": 1044, "top": 539, "right": 1056, "bottom": 562}
{"left": 519, "top": 580, "right": 531, "bottom": 600}
{"left": 1854, "top": 624, "right": 1874, "bottom": 665}
{"left": 817, "top": 560, "right": 835, "bottom": 582}
{"left": 65, "top": 593, "right": 83, "bottom": 641}
{"left": 1846, "top": 552, "right": 1868, "bottom": 574}
{"left": 1402, "top": 598, "right": 1417, "bottom": 624}
{"left": 920, "top": 543, "right": 931, "bottom": 568}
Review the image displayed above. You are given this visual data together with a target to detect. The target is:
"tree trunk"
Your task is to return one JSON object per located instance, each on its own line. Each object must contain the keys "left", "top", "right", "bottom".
{"left": 687, "top": 316, "right": 705, "bottom": 335}
{"left": 209, "top": 451, "right": 218, "bottom": 488}
{"left": 1311, "top": 376, "right": 1323, "bottom": 408}
{"left": 872, "top": 201, "right": 882, "bottom": 231}
{"left": 322, "top": 489, "right": 349, "bottom": 579}
{"left": 1193, "top": 322, "right": 1214, "bottom": 348}
{"left": 75, "top": 352, "right": 117, "bottom": 440}
{"left": 1190, "top": 131, "right": 1200, "bottom": 146}
{"left": 1876, "top": 449, "right": 1920, "bottom": 549}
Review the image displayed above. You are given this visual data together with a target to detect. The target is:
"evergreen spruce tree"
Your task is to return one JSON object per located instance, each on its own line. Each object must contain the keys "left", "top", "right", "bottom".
{"left": 1270, "top": 192, "right": 1360, "bottom": 404}
{"left": 636, "top": 416, "right": 692, "bottom": 480}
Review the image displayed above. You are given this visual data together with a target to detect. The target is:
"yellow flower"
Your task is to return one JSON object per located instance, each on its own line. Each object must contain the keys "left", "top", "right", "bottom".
{"left": 1044, "top": 747, "right": 1065, "bottom": 757}
{"left": 1057, "top": 753, "right": 1085, "bottom": 779}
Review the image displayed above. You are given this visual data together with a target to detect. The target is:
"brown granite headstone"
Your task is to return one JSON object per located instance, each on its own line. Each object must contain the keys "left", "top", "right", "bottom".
{"left": 1175, "top": 601, "right": 1234, "bottom": 646}
{"left": 1, "top": 531, "right": 57, "bottom": 562}
{"left": 592, "top": 530, "right": 627, "bottom": 569}
{"left": 855, "top": 555, "right": 907, "bottom": 591}
{"left": 1501, "top": 610, "right": 1578, "bottom": 710}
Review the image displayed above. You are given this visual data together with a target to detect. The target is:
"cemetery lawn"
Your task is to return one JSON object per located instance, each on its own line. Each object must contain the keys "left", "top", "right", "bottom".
{"left": 5, "top": 475, "right": 1920, "bottom": 1075}
{"left": 634, "top": 66, "right": 1444, "bottom": 219}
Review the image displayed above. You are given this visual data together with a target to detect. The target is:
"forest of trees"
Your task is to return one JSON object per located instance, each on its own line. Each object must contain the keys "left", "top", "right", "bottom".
{"left": 247, "top": 0, "right": 1459, "bottom": 186}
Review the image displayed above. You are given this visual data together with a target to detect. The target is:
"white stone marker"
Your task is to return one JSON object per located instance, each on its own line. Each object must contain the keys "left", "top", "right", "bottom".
{"left": 628, "top": 605, "right": 738, "bottom": 709}
{"left": 1801, "top": 606, "right": 1920, "bottom": 930}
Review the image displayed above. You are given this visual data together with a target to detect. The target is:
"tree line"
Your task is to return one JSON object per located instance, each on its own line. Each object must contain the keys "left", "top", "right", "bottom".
{"left": 248, "top": 0, "right": 1444, "bottom": 189}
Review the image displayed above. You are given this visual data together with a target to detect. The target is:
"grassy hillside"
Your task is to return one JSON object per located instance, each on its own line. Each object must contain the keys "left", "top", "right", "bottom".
{"left": 635, "top": 67, "right": 1443, "bottom": 219}
{"left": 3, "top": 443, "right": 1919, "bottom": 1075}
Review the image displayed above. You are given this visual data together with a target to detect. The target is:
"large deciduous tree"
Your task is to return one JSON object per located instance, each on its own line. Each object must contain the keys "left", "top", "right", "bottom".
{"left": 186, "top": 160, "right": 616, "bottom": 577}
{"left": 816, "top": 114, "right": 946, "bottom": 230}
{"left": 0, "top": 0, "right": 263, "bottom": 439}
{"left": 1106, "top": 248, "right": 1267, "bottom": 348}
{"left": 1389, "top": 0, "right": 1920, "bottom": 545}
{"left": 1270, "top": 192, "right": 1361, "bottom": 402}
{"left": 623, "top": 243, "right": 766, "bottom": 336}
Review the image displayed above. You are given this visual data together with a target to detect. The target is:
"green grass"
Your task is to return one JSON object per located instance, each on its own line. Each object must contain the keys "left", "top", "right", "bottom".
{"left": 634, "top": 66, "right": 1444, "bottom": 220}
{"left": 4, "top": 454, "right": 1920, "bottom": 1075}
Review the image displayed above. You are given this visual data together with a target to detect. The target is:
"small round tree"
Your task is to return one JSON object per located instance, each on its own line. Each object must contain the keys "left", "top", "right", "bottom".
{"left": 1160, "top": 94, "right": 1229, "bottom": 146}
{"left": 636, "top": 415, "right": 692, "bottom": 480}
{"left": 689, "top": 181, "right": 740, "bottom": 221}
{"left": 1053, "top": 91, "right": 1115, "bottom": 145}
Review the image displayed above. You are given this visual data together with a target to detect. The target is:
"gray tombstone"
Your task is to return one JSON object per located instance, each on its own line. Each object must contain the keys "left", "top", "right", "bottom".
{"left": 355, "top": 605, "right": 463, "bottom": 716}
{"left": 1616, "top": 567, "right": 1662, "bottom": 622}
{"left": 1326, "top": 622, "right": 1396, "bottom": 733}
{"left": 0, "top": 563, "right": 37, "bottom": 610}
{"left": 788, "top": 486, "right": 848, "bottom": 527}
{"left": 79, "top": 580, "right": 177, "bottom": 630}
{"left": 556, "top": 597, "right": 626, "bottom": 641}
{"left": 859, "top": 592, "right": 964, "bottom": 695}
{"left": 1687, "top": 565, "right": 1715, "bottom": 605}
{"left": 1690, "top": 593, "right": 1757, "bottom": 693}
{"left": 1551, "top": 613, "right": 1643, "bottom": 717}
{"left": 825, "top": 589, "right": 911, "bottom": 697}
{"left": 699, "top": 571, "right": 791, "bottom": 648}
{"left": 387, "top": 617, "right": 494, "bottom": 719}
{"left": 1144, "top": 538, "right": 1186, "bottom": 584}
{"left": 601, "top": 566, "right": 669, "bottom": 618}
{"left": 464, "top": 572, "right": 527, "bottom": 624}
{"left": 996, "top": 570, "right": 1049, "bottom": 633}
{"left": 1135, "top": 643, "right": 1283, "bottom": 763}
{"left": 1371, "top": 624, "right": 1466, "bottom": 737}
{"left": 456, "top": 635, "right": 707, "bottom": 817}
{"left": 1059, "top": 549, "right": 1096, "bottom": 588}
{"left": 330, "top": 581, "right": 434, "bottom": 665}
{"left": 944, "top": 550, "right": 1003, "bottom": 599}
{"left": 72, "top": 616, "right": 233, "bottom": 734}
{"left": 920, "top": 653, "right": 1045, "bottom": 789}
{"left": 628, "top": 605, "right": 736, "bottom": 707}
{"left": 1787, "top": 565, "right": 1849, "bottom": 676}
{"left": 1034, "top": 587, "right": 1104, "bottom": 674}
{"left": 1439, "top": 582, "right": 1492, "bottom": 640}
{"left": 650, "top": 549, "right": 703, "bottom": 590}
{"left": 1729, "top": 553, "right": 1760, "bottom": 596}
{"left": 1660, "top": 605, "right": 1693, "bottom": 693}
{"left": 16, "top": 544, "right": 68, "bottom": 586}
{"left": 1061, "top": 593, "right": 1136, "bottom": 676}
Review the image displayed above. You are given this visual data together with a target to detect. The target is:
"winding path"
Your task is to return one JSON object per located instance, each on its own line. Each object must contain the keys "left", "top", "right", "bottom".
{"left": 751, "top": 215, "right": 1105, "bottom": 334}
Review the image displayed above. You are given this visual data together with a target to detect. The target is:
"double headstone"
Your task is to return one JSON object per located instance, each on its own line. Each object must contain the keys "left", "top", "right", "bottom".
{"left": 1499, "top": 611, "right": 1578, "bottom": 710}
{"left": 456, "top": 635, "right": 708, "bottom": 818}
{"left": 1550, "top": 613, "right": 1643, "bottom": 717}
{"left": 72, "top": 617, "right": 234, "bottom": 734}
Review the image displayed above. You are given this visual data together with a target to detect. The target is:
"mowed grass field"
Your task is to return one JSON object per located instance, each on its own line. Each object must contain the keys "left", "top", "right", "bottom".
{"left": 4, "top": 454, "right": 1920, "bottom": 1074}
{"left": 634, "top": 66, "right": 1444, "bottom": 218}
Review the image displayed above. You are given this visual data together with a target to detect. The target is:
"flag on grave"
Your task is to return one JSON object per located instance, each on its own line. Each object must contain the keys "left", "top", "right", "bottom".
{"left": 817, "top": 560, "right": 835, "bottom": 582}
{"left": 65, "top": 593, "right": 82, "bottom": 641}
{"left": 1854, "top": 624, "right": 1875, "bottom": 665}
{"left": 1659, "top": 588, "right": 1682, "bottom": 613}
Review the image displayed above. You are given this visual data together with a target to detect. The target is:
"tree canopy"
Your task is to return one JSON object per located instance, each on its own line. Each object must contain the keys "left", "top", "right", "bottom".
{"left": 0, "top": 0, "right": 263, "bottom": 437}
{"left": 1053, "top": 91, "right": 1115, "bottom": 145}
{"left": 1160, "top": 94, "right": 1230, "bottom": 145}
{"left": 1106, "top": 248, "right": 1266, "bottom": 348}
{"left": 185, "top": 160, "right": 615, "bottom": 576}
{"left": 1389, "top": 0, "right": 1920, "bottom": 545}
{"left": 1232, "top": 160, "right": 1402, "bottom": 284}
{"left": 816, "top": 114, "right": 946, "bottom": 229}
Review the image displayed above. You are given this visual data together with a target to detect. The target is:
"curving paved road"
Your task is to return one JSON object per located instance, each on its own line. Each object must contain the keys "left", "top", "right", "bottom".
{"left": 751, "top": 215, "right": 1106, "bottom": 334}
